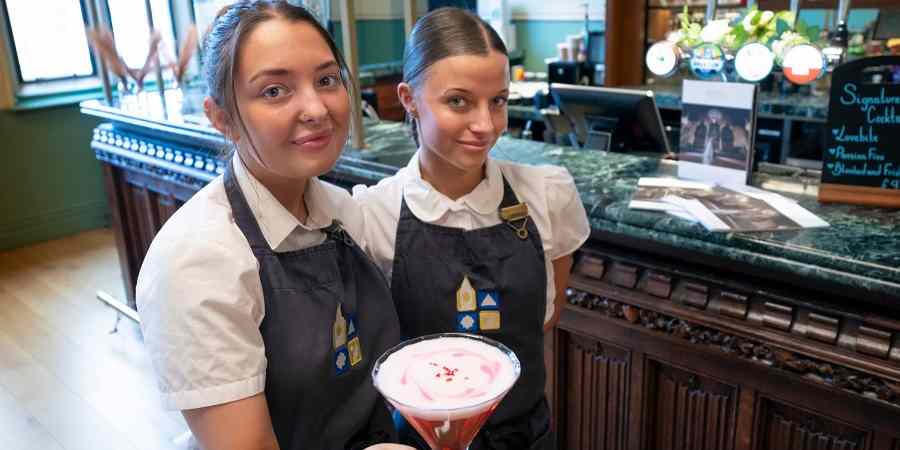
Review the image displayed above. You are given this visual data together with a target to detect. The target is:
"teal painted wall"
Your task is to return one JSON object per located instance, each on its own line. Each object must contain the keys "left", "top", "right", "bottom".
{"left": 0, "top": 105, "right": 108, "bottom": 251}
{"left": 330, "top": 20, "right": 407, "bottom": 67}
{"left": 330, "top": 12, "right": 880, "bottom": 71}
{"left": 513, "top": 20, "right": 604, "bottom": 72}
{"left": 331, "top": 19, "right": 605, "bottom": 73}
{"left": 798, "top": 9, "right": 880, "bottom": 33}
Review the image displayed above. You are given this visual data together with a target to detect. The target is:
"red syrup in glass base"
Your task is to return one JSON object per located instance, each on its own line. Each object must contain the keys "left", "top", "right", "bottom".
{"left": 373, "top": 333, "right": 521, "bottom": 450}
{"left": 403, "top": 402, "right": 499, "bottom": 450}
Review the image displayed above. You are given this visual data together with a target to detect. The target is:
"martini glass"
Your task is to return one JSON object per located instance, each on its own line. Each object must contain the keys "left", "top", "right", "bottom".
{"left": 372, "top": 333, "right": 521, "bottom": 450}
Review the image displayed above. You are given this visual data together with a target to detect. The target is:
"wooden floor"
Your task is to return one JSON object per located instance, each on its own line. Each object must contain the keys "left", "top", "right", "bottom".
{"left": 0, "top": 229, "right": 190, "bottom": 450}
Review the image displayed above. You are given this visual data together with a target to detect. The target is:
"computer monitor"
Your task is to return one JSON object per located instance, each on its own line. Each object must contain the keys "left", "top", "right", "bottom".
{"left": 549, "top": 84, "right": 671, "bottom": 154}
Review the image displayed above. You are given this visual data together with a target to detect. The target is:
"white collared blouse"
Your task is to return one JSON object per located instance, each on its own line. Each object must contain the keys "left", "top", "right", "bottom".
{"left": 352, "top": 152, "right": 591, "bottom": 324}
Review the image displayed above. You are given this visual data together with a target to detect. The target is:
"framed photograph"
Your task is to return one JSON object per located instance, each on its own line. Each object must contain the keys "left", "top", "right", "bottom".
{"left": 677, "top": 80, "right": 758, "bottom": 186}
{"left": 679, "top": 105, "right": 753, "bottom": 169}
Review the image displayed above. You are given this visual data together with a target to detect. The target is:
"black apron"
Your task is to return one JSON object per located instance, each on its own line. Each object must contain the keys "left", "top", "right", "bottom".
{"left": 224, "top": 165, "right": 400, "bottom": 450}
{"left": 390, "top": 174, "right": 554, "bottom": 450}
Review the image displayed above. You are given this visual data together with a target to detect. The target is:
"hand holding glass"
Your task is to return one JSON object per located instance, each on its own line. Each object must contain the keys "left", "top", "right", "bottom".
{"left": 372, "top": 333, "right": 521, "bottom": 450}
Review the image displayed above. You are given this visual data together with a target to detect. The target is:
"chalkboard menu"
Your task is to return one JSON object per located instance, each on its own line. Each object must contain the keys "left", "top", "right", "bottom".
{"left": 819, "top": 56, "right": 900, "bottom": 208}
{"left": 874, "top": 8, "right": 900, "bottom": 41}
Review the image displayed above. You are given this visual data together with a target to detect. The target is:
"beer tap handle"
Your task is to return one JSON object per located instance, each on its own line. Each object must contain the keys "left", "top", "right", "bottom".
{"left": 705, "top": 0, "right": 716, "bottom": 24}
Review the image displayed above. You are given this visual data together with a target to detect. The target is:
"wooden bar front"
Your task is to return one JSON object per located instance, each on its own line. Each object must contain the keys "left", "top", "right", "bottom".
{"left": 82, "top": 105, "right": 900, "bottom": 449}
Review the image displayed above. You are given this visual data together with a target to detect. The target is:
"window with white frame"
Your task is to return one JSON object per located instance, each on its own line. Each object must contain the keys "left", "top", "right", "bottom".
{"left": 2, "top": 0, "right": 95, "bottom": 83}
{"left": 0, "top": 0, "right": 176, "bottom": 98}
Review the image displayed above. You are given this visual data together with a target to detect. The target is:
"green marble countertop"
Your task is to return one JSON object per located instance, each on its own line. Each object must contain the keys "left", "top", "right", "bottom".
{"left": 80, "top": 94, "right": 900, "bottom": 300}
{"left": 343, "top": 121, "right": 900, "bottom": 299}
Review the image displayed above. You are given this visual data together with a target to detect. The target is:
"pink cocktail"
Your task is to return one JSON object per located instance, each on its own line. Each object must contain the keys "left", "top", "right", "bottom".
{"left": 372, "top": 333, "right": 521, "bottom": 450}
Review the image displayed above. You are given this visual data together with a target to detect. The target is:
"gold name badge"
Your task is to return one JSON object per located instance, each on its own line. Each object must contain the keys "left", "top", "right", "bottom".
{"left": 499, "top": 202, "right": 529, "bottom": 222}
{"left": 500, "top": 202, "right": 530, "bottom": 240}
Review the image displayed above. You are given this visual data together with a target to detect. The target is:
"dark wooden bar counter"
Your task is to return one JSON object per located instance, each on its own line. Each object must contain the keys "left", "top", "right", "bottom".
{"left": 81, "top": 94, "right": 900, "bottom": 450}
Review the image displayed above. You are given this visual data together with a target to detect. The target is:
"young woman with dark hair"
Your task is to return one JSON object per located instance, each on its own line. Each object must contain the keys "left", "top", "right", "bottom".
{"left": 136, "top": 2, "right": 409, "bottom": 449}
{"left": 354, "top": 7, "right": 590, "bottom": 450}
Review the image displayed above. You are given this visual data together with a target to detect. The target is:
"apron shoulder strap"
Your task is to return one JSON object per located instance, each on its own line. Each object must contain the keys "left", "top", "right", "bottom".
{"left": 497, "top": 172, "right": 542, "bottom": 244}
{"left": 323, "top": 220, "right": 358, "bottom": 247}
{"left": 498, "top": 173, "right": 522, "bottom": 210}
{"left": 223, "top": 161, "right": 272, "bottom": 254}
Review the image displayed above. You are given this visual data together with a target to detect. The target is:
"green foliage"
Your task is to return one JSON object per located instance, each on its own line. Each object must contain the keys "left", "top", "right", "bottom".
{"left": 674, "top": 6, "right": 819, "bottom": 54}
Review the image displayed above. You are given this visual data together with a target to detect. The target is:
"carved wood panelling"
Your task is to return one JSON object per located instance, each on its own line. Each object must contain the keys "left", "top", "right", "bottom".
{"left": 575, "top": 254, "right": 606, "bottom": 281}
{"left": 155, "top": 194, "right": 181, "bottom": 227}
{"left": 131, "top": 184, "right": 159, "bottom": 255}
{"left": 857, "top": 325, "right": 893, "bottom": 359}
{"left": 95, "top": 145, "right": 213, "bottom": 191}
{"left": 765, "top": 416, "right": 860, "bottom": 450}
{"left": 564, "top": 332, "right": 629, "bottom": 450}
{"left": 638, "top": 271, "right": 672, "bottom": 299}
{"left": 102, "top": 161, "right": 193, "bottom": 305}
{"left": 570, "top": 249, "right": 900, "bottom": 386}
{"left": 762, "top": 302, "right": 794, "bottom": 332}
{"left": 805, "top": 313, "right": 840, "bottom": 345}
{"left": 566, "top": 288, "right": 900, "bottom": 410}
{"left": 608, "top": 262, "right": 639, "bottom": 289}
{"left": 672, "top": 281, "right": 709, "bottom": 310}
{"left": 647, "top": 362, "right": 736, "bottom": 450}
{"left": 713, "top": 291, "right": 749, "bottom": 320}
{"left": 891, "top": 335, "right": 900, "bottom": 364}
{"left": 119, "top": 179, "right": 148, "bottom": 276}
{"left": 757, "top": 400, "right": 869, "bottom": 450}
{"left": 102, "top": 166, "right": 139, "bottom": 306}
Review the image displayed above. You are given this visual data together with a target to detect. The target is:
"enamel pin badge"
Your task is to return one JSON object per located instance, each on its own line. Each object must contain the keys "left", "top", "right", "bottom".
{"left": 477, "top": 290, "right": 501, "bottom": 331}
{"left": 333, "top": 305, "right": 349, "bottom": 375}
{"left": 454, "top": 276, "right": 503, "bottom": 332}
{"left": 457, "top": 312, "right": 478, "bottom": 332}
{"left": 347, "top": 314, "right": 357, "bottom": 337}
{"left": 334, "top": 348, "right": 349, "bottom": 375}
{"left": 456, "top": 276, "right": 477, "bottom": 312}
{"left": 333, "top": 305, "right": 347, "bottom": 349}
{"left": 456, "top": 276, "right": 478, "bottom": 332}
{"left": 477, "top": 290, "right": 500, "bottom": 310}
{"left": 479, "top": 311, "right": 501, "bottom": 331}
{"left": 346, "top": 313, "right": 362, "bottom": 367}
